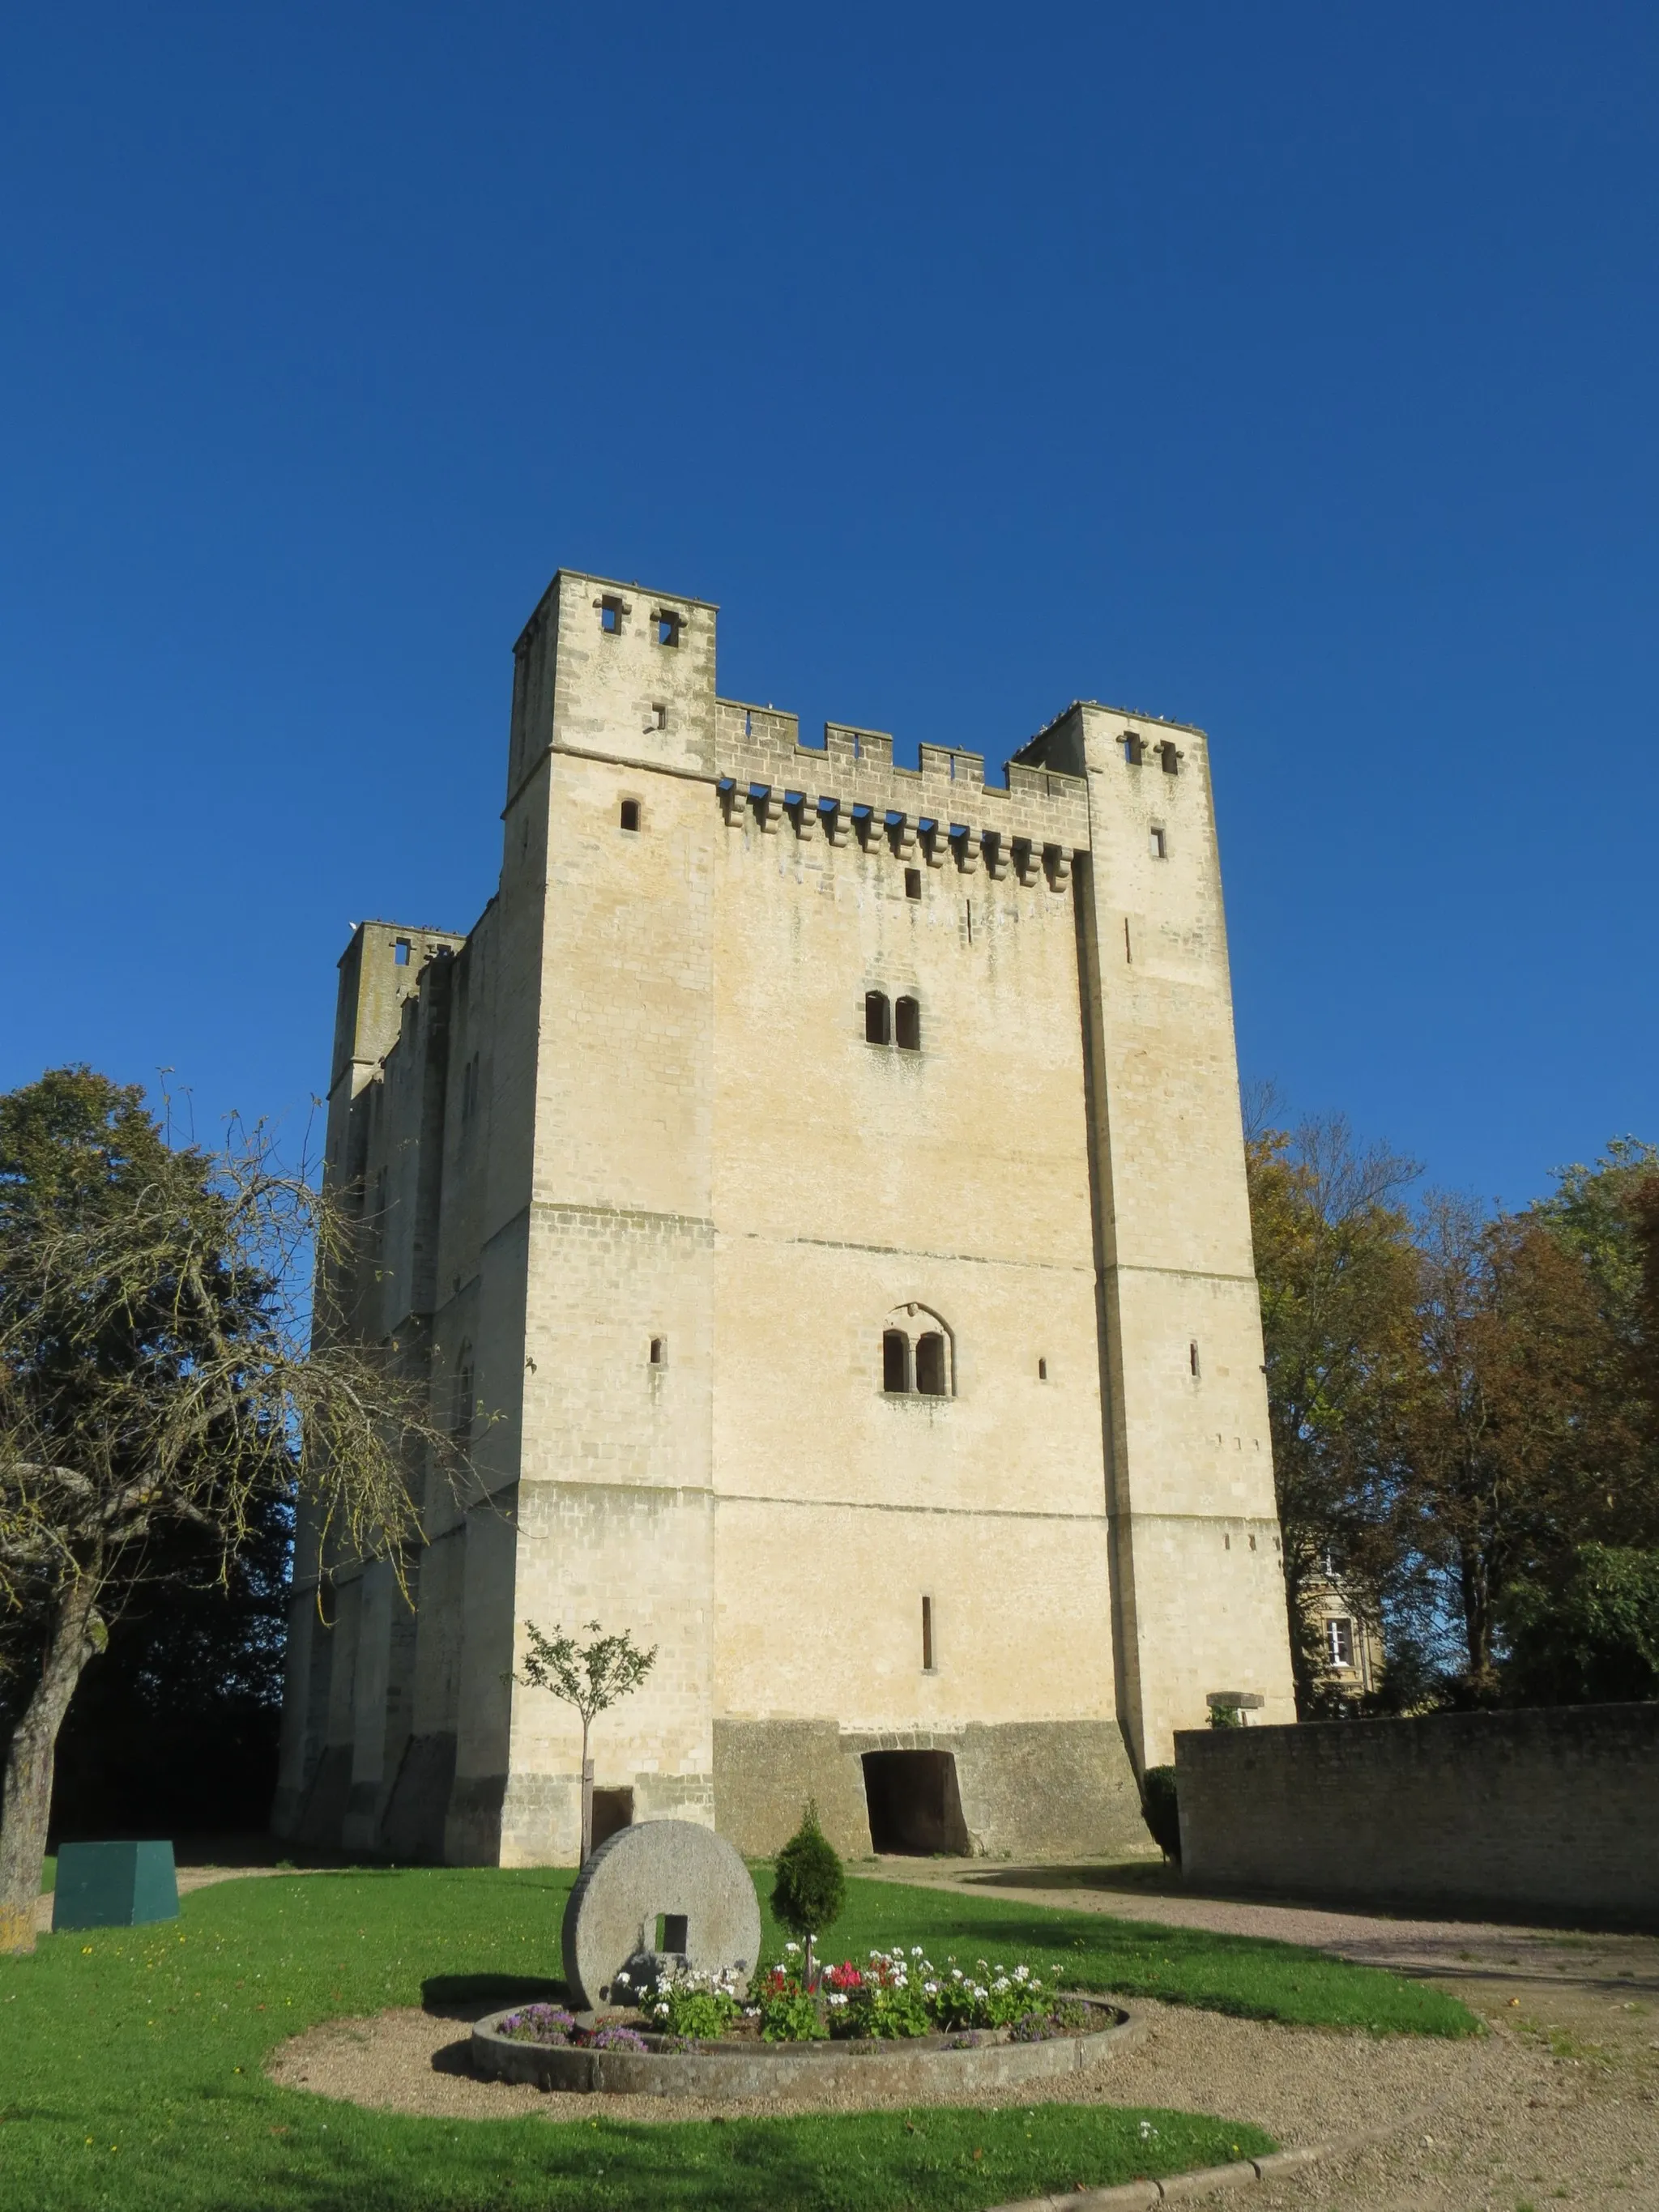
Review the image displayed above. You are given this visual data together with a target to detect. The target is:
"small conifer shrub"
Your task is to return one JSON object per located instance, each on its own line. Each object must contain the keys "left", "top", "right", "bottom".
{"left": 1141, "top": 1764, "right": 1181, "bottom": 1862}
{"left": 770, "top": 1800, "right": 845, "bottom": 1982}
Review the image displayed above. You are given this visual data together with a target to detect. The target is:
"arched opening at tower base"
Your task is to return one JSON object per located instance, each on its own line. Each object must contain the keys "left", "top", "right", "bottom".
{"left": 591, "top": 1787, "right": 634, "bottom": 1853}
{"left": 860, "top": 1750, "right": 970, "bottom": 1855}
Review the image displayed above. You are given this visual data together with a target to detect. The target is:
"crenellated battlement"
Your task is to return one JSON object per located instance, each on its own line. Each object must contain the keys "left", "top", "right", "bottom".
{"left": 713, "top": 697, "right": 1090, "bottom": 869}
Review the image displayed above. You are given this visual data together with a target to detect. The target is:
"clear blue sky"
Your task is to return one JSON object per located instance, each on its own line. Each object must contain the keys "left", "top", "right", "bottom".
{"left": 4, "top": 3, "right": 1655, "bottom": 1206}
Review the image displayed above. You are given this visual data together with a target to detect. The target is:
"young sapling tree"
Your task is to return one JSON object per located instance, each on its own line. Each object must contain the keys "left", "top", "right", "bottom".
{"left": 517, "top": 1619, "right": 657, "bottom": 1863}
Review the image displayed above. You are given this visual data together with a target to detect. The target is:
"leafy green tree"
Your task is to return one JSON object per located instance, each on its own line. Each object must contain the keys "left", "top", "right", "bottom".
{"left": 1403, "top": 1191, "right": 1655, "bottom": 1697}
{"left": 0, "top": 1068, "right": 457, "bottom": 1952}
{"left": 1633, "top": 1173, "right": 1659, "bottom": 1426}
{"left": 770, "top": 1800, "right": 844, "bottom": 1984}
{"left": 516, "top": 1619, "right": 656, "bottom": 1863}
{"left": 1529, "top": 1140, "right": 1659, "bottom": 1533}
{"left": 1499, "top": 1544, "right": 1659, "bottom": 1705}
{"left": 1532, "top": 1140, "right": 1659, "bottom": 1341}
{"left": 1245, "top": 1103, "right": 1422, "bottom": 1711}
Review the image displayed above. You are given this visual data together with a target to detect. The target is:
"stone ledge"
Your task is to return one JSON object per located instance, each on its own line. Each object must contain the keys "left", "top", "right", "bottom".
{"left": 987, "top": 2120, "right": 1401, "bottom": 2210}
{"left": 471, "top": 1996, "right": 1142, "bottom": 2099}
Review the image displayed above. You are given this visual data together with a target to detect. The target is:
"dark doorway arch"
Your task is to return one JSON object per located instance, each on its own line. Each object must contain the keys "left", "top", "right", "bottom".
{"left": 861, "top": 1750, "right": 969, "bottom": 1855}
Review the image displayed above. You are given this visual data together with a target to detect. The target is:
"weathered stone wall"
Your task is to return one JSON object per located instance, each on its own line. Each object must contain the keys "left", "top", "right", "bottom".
{"left": 1176, "top": 1706, "right": 1659, "bottom": 1922}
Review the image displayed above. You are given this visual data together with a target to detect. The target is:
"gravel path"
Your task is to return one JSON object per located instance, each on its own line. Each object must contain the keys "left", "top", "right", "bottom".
{"left": 265, "top": 1987, "right": 1659, "bottom": 2207}
{"left": 877, "top": 1854, "right": 1631, "bottom": 1975}
{"left": 265, "top": 1992, "right": 1487, "bottom": 2137}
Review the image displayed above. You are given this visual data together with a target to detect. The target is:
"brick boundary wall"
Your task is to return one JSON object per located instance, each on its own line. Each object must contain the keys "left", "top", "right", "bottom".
{"left": 1174, "top": 1703, "right": 1659, "bottom": 1925}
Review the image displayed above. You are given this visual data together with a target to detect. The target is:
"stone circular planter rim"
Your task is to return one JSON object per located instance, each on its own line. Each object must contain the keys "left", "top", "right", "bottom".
{"left": 471, "top": 1994, "right": 1144, "bottom": 2098}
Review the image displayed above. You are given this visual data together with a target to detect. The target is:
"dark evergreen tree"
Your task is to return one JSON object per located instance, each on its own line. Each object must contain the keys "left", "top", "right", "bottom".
{"left": 770, "top": 1801, "right": 844, "bottom": 1983}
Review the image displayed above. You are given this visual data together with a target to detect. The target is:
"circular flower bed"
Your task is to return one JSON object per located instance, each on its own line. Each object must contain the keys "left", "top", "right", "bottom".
{"left": 637, "top": 1946, "right": 1098, "bottom": 2047}
{"left": 471, "top": 1945, "right": 1141, "bottom": 2098}
{"left": 495, "top": 2005, "right": 650, "bottom": 2054}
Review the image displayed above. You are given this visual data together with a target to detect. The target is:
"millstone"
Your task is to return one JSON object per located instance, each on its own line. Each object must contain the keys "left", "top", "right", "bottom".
{"left": 561, "top": 1819, "right": 761, "bottom": 2010}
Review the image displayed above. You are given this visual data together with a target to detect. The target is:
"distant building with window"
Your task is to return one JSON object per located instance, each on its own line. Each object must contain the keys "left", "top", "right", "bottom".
{"left": 1301, "top": 1554, "right": 1385, "bottom": 1705}
{"left": 274, "top": 568, "right": 1295, "bottom": 1866}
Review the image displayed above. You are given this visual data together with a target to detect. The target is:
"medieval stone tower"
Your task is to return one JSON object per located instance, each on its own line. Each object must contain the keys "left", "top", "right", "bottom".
{"left": 272, "top": 568, "right": 1294, "bottom": 1865}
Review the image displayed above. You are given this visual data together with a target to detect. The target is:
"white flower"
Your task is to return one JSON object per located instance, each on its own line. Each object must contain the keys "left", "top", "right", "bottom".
{"left": 951, "top": 1967, "right": 963, "bottom": 1981}
{"left": 911, "top": 1946, "right": 923, "bottom": 1958}
{"left": 828, "top": 1993, "right": 848, "bottom": 2008}
{"left": 785, "top": 1941, "right": 800, "bottom": 1954}
{"left": 616, "top": 1972, "right": 630, "bottom": 1986}
{"left": 923, "top": 1980, "right": 939, "bottom": 1995}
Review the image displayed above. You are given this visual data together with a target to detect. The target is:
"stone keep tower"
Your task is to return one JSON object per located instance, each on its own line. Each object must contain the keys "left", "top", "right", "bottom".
{"left": 273, "top": 569, "right": 1294, "bottom": 1866}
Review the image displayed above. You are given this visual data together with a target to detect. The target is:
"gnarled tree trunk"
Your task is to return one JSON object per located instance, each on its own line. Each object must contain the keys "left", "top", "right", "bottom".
{"left": 0, "top": 1572, "right": 104, "bottom": 1954}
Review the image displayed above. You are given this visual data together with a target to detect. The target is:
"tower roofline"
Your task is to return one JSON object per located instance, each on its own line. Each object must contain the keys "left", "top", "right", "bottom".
{"left": 514, "top": 568, "right": 721, "bottom": 653}
{"left": 1017, "top": 701, "right": 1209, "bottom": 754}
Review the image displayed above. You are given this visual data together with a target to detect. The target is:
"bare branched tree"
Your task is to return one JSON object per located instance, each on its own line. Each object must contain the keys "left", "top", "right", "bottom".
{"left": 0, "top": 1069, "right": 462, "bottom": 1951}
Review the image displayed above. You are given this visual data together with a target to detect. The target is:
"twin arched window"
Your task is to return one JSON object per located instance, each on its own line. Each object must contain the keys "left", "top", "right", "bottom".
{"left": 881, "top": 1306, "right": 953, "bottom": 1397}
{"left": 865, "top": 991, "right": 921, "bottom": 1051}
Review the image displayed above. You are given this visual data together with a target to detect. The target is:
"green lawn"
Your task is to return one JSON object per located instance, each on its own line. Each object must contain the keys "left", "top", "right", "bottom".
{"left": 0, "top": 1863, "right": 1471, "bottom": 2212}
{"left": 825, "top": 1876, "right": 1478, "bottom": 2036}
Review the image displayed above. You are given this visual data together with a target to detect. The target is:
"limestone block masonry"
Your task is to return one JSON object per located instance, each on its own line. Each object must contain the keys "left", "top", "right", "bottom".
{"left": 272, "top": 567, "right": 1294, "bottom": 1867}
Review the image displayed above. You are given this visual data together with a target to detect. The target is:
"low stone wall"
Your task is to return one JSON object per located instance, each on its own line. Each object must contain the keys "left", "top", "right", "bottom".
{"left": 1175, "top": 1703, "right": 1659, "bottom": 1924}
{"left": 471, "top": 1998, "right": 1139, "bottom": 2096}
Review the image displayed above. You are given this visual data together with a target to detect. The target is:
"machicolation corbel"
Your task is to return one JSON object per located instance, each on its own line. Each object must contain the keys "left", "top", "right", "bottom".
{"left": 923, "top": 820, "right": 952, "bottom": 869}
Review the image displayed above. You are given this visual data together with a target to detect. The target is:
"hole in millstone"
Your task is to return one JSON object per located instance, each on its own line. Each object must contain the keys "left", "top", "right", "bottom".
{"left": 656, "top": 1912, "right": 689, "bottom": 1954}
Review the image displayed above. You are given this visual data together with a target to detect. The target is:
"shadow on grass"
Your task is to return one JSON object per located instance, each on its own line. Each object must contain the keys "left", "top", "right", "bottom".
{"left": 423, "top": 1972, "right": 571, "bottom": 2022}
{"left": 216, "top": 2103, "right": 1277, "bottom": 2212}
{"left": 964, "top": 1861, "right": 1182, "bottom": 1897}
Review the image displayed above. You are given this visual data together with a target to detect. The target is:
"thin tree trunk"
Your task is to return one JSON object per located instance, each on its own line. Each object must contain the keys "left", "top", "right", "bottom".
{"left": 0, "top": 1573, "right": 103, "bottom": 1954}
{"left": 1460, "top": 1542, "right": 1495, "bottom": 1690}
{"left": 579, "top": 1715, "right": 594, "bottom": 1866}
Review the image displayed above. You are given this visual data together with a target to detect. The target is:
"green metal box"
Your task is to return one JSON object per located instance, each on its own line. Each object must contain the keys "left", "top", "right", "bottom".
{"left": 53, "top": 1841, "right": 179, "bottom": 1931}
